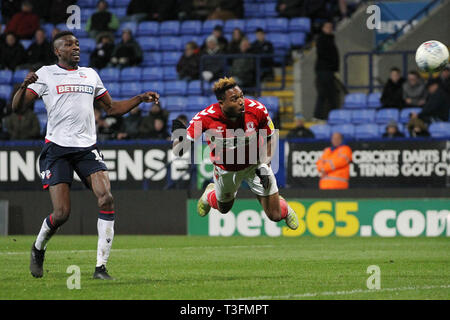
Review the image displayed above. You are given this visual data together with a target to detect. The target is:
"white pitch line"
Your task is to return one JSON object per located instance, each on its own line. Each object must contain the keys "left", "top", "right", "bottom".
{"left": 232, "top": 284, "right": 450, "bottom": 300}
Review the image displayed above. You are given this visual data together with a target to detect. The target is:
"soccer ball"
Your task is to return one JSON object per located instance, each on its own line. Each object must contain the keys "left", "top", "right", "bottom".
{"left": 415, "top": 40, "right": 449, "bottom": 72}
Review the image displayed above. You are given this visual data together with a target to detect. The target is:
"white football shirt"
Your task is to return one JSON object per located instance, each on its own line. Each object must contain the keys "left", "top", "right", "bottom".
{"left": 27, "top": 64, "right": 108, "bottom": 147}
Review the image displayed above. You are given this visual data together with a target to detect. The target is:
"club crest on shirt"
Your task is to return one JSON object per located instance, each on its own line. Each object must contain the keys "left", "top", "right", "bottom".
{"left": 246, "top": 121, "right": 255, "bottom": 132}
{"left": 78, "top": 71, "right": 87, "bottom": 78}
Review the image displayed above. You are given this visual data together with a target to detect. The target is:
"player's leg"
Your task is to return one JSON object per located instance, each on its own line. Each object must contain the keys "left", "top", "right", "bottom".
{"left": 31, "top": 183, "right": 71, "bottom": 278}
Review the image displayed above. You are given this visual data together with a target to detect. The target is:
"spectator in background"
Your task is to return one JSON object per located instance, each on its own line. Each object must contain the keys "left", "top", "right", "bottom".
{"left": 251, "top": 28, "right": 274, "bottom": 80}
{"left": 117, "top": 107, "right": 142, "bottom": 140}
{"left": 4, "top": 1, "right": 40, "bottom": 39}
{"left": 210, "top": 25, "right": 228, "bottom": 52}
{"left": 148, "top": 0, "right": 178, "bottom": 21}
{"left": 146, "top": 118, "right": 170, "bottom": 140}
{"left": 139, "top": 102, "right": 168, "bottom": 137}
{"left": 177, "top": 41, "right": 200, "bottom": 81}
{"left": 86, "top": 0, "right": 120, "bottom": 39}
{"left": 277, "top": 0, "right": 304, "bottom": 18}
{"left": 47, "top": 0, "right": 76, "bottom": 24}
{"left": 1, "top": 0, "right": 22, "bottom": 24}
{"left": 313, "top": 21, "right": 339, "bottom": 121}
{"left": 110, "top": 29, "right": 143, "bottom": 68}
{"left": 382, "top": 120, "right": 404, "bottom": 138}
{"left": 90, "top": 32, "right": 115, "bottom": 70}
{"left": 228, "top": 28, "right": 245, "bottom": 54}
{"left": 0, "top": 32, "right": 27, "bottom": 70}
{"left": 380, "top": 67, "right": 405, "bottom": 109}
{"left": 438, "top": 65, "right": 450, "bottom": 104}
{"left": 287, "top": 114, "right": 315, "bottom": 138}
{"left": 230, "top": 38, "right": 255, "bottom": 88}
{"left": 94, "top": 107, "right": 122, "bottom": 141}
{"left": 403, "top": 71, "right": 426, "bottom": 109}
{"left": 407, "top": 117, "right": 430, "bottom": 138}
{"left": 411, "top": 79, "right": 449, "bottom": 124}
{"left": 124, "top": 0, "right": 151, "bottom": 22}
{"left": 23, "top": 28, "right": 54, "bottom": 70}
{"left": 201, "top": 35, "right": 225, "bottom": 82}
{"left": 175, "top": 114, "right": 188, "bottom": 128}
{"left": 208, "top": 0, "right": 244, "bottom": 20}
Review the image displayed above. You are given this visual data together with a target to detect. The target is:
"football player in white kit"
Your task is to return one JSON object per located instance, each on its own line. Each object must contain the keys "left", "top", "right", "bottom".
{"left": 11, "top": 31, "right": 159, "bottom": 280}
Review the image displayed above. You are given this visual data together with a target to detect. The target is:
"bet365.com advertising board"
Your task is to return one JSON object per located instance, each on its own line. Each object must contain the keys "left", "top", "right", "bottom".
{"left": 187, "top": 199, "right": 450, "bottom": 237}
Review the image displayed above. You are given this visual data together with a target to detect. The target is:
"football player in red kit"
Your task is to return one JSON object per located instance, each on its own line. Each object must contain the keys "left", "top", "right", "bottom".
{"left": 172, "top": 77, "right": 298, "bottom": 229}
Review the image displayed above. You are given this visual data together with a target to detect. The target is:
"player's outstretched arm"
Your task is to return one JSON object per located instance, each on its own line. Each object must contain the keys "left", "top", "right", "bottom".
{"left": 94, "top": 91, "right": 159, "bottom": 116}
{"left": 12, "top": 72, "right": 39, "bottom": 113}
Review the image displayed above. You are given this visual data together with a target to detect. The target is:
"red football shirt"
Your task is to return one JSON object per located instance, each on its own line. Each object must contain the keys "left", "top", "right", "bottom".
{"left": 186, "top": 98, "right": 275, "bottom": 171}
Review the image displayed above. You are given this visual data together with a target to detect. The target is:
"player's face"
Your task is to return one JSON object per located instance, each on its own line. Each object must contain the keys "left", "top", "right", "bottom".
{"left": 220, "top": 86, "right": 245, "bottom": 119}
{"left": 55, "top": 35, "right": 80, "bottom": 65}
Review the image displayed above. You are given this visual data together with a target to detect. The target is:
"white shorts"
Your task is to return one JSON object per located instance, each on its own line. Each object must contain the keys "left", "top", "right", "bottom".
{"left": 213, "top": 164, "right": 279, "bottom": 203}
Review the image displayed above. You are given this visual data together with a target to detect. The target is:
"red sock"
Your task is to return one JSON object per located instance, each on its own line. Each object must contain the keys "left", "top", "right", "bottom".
{"left": 207, "top": 190, "right": 218, "bottom": 209}
{"left": 279, "top": 198, "right": 288, "bottom": 219}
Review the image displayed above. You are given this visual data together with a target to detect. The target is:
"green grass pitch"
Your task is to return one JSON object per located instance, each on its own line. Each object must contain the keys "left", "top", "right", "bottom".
{"left": 0, "top": 235, "right": 449, "bottom": 300}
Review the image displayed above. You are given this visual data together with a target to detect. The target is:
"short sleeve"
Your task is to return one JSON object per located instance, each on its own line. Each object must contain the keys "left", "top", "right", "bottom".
{"left": 186, "top": 112, "right": 207, "bottom": 141}
{"left": 27, "top": 67, "right": 48, "bottom": 98}
{"left": 256, "top": 102, "right": 275, "bottom": 137}
{"left": 93, "top": 69, "right": 108, "bottom": 100}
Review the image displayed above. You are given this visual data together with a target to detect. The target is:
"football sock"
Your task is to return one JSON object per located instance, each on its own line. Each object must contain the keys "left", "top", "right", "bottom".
{"left": 96, "top": 211, "right": 115, "bottom": 267}
{"left": 35, "top": 214, "right": 58, "bottom": 250}
{"left": 207, "top": 190, "right": 218, "bottom": 209}
{"left": 279, "top": 197, "right": 288, "bottom": 219}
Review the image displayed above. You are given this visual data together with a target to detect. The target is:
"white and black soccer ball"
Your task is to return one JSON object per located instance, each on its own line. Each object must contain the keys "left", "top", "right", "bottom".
{"left": 415, "top": 40, "right": 449, "bottom": 73}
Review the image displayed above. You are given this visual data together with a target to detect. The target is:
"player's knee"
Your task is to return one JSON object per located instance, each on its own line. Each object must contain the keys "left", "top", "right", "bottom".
{"left": 52, "top": 206, "right": 70, "bottom": 225}
{"left": 98, "top": 192, "right": 114, "bottom": 209}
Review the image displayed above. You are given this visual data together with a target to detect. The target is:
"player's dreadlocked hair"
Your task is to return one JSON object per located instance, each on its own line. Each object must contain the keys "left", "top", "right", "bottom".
{"left": 213, "top": 77, "right": 238, "bottom": 101}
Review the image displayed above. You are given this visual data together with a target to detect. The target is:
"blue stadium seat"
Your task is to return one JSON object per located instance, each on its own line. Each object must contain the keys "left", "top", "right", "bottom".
{"left": 114, "top": 0, "right": 129, "bottom": 7}
{"left": 289, "top": 17, "right": 311, "bottom": 32}
{"left": 142, "top": 52, "right": 162, "bottom": 66}
{"left": 375, "top": 108, "right": 399, "bottom": 124}
{"left": 367, "top": 92, "right": 382, "bottom": 108}
{"left": 138, "top": 36, "right": 160, "bottom": 51}
{"left": 289, "top": 32, "right": 306, "bottom": 47}
{"left": 79, "top": 52, "right": 90, "bottom": 66}
{"left": 180, "top": 20, "right": 202, "bottom": 35}
{"left": 142, "top": 81, "right": 165, "bottom": 96}
{"left": 77, "top": 0, "right": 96, "bottom": 7}
{"left": 0, "top": 70, "right": 12, "bottom": 84}
{"left": 0, "top": 85, "right": 12, "bottom": 100}
{"left": 266, "top": 18, "right": 288, "bottom": 32}
{"left": 12, "top": 70, "right": 28, "bottom": 84}
{"left": 263, "top": 2, "right": 278, "bottom": 17}
{"left": 55, "top": 23, "right": 69, "bottom": 31}
{"left": 73, "top": 24, "right": 89, "bottom": 38}
{"left": 104, "top": 82, "right": 120, "bottom": 97}
{"left": 429, "top": 122, "right": 450, "bottom": 138}
{"left": 34, "top": 100, "right": 46, "bottom": 114}
{"left": 162, "top": 52, "right": 182, "bottom": 66}
{"left": 164, "top": 96, "right": 187, "bottom": 111}
{"left": 343, "top": 93, "right": 367, "bottom": 109}
{"left": 118, "top": 21, "right": 138, "bottom": 36}
{"left": 120, "top": 82, "right": 142, "bottom": 96}
{"left": 328, "top": 109, "right": 352, "bottom": 124}
{"left": 137, "top": 21, "right": 159, "bottom": 36}
{"left": 159, "top": 21, "right": 180, "bottom": 36}
{"left": 37, "top": 113, "right": 47, "bottom": 136}
{"left": 120, "top": 67, "right": 142, "bottom": 82}
{"left": 245, "top": 19, "right": 266, "bottom": 33}
{"left": 181, "top": 35, "right": 203, "bottom": 47}
{"left": 81, "top": 8, "right": 95, "bottom": 22}
{"left": 208, "top": 95, "right": 218, "bottom": 105}
{"left": 20, "top": 39, "right": 32, "bottom": 50}
{"left": 331, "top": 124, "right": 355, "bottom": 139}
{"left": 224, "top": 19, "right": 245, "bottom": 33}
{"left": 202, "top": 20, "right": 223, "bottom": 34}
{"left": 351, "top": 109, "right": 376, "bottom": 124}
{"left": 400, "top": 108, "right": 421, "bottom": 123}
{"left": 163, "top": 67, "right": 177, "bottom": 81}
{"left": 159, "top": 36, "right": 182, "bottom": 51}
{"left": 164, "top": 80, "right": 187, "bottom": 96}
{"left": 42, "top": 23, "right": 54, "bottom": 38}
{"left": 79, "top": 38, "right": 96, "bottom": 52}
{"left": 310, "top": 124, "right": 331, "bottom": 139}
{"left": 258, "top": 96, "right": 279, "bottom": 112}
{"left": 244, "top": 3, "right": 260, "bottom": 18}
{"left": 187, "top": 81, "right": 202, "bottom": 95}
{"left": 110, "top": 7, "right": 126, "bottom": 18}
{"left": 267, "top": 33, "right": 290, "bottom": 50}
{"left": 186, "top": 96, "right": 210, "bottom": 111}
{"left": 354, "top": 124, "right": 379, "bottom": 139}
{"left": 142, "top": 67, "right": 163, "bottom": 81}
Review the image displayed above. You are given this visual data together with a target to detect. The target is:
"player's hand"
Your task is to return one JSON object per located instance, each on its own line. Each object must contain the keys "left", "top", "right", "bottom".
{"left": 255, "top": 164, "right": 270, "bottom": 190}
{"left": 139, "top": 91, "right": 159, "bottom": 103}
{"left": 21, "top": 72, "right": 38, "bottom": 89}
{"left": 171, "top": 119, "right": 187, "bottom": 133}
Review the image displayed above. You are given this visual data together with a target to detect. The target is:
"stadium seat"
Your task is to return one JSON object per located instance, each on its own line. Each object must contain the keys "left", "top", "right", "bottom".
{"left": 202, "top": 20, "right": 223, "bottom": 34}
{"left": 181, "top": 35, "right": 203, "bottom": 47}
{"left": 186, "top": 96, "right": 210, "bottom": 111}
{"left": 12, "top": 70, "right": 28, "bottom": 84}
{"left": 110, "top": 7, "right": 126, "bottom": 18}
{"left": 428, "top": 122, "right": 450, "bottom": 138}
{"left": 104, "top": 82, "right": 121, "bottom": 97}
{"left": 164, "top": 80, "right": 187, "bottom": 96}
{"left": 309, "top": 124, "right": 331, "bottom": 139}
{"left": 120, "top": 67, "right": 142, "bottom": 82}
{"left": 208, "top": 95, "right": 218, "bottom": 105}
{"left": 289, "top": 32, "right": 306, "bottom": 47}
{"left": 77, "top": 0, "right": 96, "bottom": 7}
{"left": 20, "top": 40, "right": 32, "bottom": 50}
{"left": 267, "top": 33, "right": 290, "bottom": 51}
{"left": 354, "top": 124, "right": 379, "bottom": 139}
{"left": 143, "top": 81, "right": 165, "bottom": 96}
{"left": 0, "top": 85, "right": 12, "bottom": 100}
{"left": 73, "top": 24, "right": 89, "bottom": 38}
{"left": 266, "top": 18, "right": 288, "bottom": 33}
{"left": 258, "top": 96, "right": 279, "bottom": 111}
{"left": 159, "top": 21, "right": 180, "bottom": 36}
{"left": 263, "top": 2, "right": 278, "bottom": 17}
{"left": 159, "top": 36, "right": 183, "bottom": 51}
{"left": 79, "top": 52, "right": 90, "bottom": 66}
{"left": 224, "top": 19, "right": 245, "bottom": 34}
{"left": 331, "top": 124, "right": 355, "bottom": 139}
{"left": 34, "top": 100, "right": 46, "bottom": 114}
{"left": 138, "top": 37, "right": 160, "bottom": 51}
{"left": 162, "top": 52, "right": 182, "bottom": 66}
{"left": 0, "top": 70, "right": 12, "bottom": 84}
{"left": 375, "top": 108, "right": 399, "bottom": 124}
{"left": 343, "top": 93, "right": 367, "bottom": 109}
{"left": 118, "top": 21, "right": 138, "bottom": 36}
{"left": 289, "top": 17, "right": 311, "bottom": 33}
{"left": 114, "top": 0, "right": 129, "bottom": 7}
{"left": 245, "top": 19, "right": 266, "bottom": 33}
{"left": 79, "top": 38, "right": 96, "bottom": 52}
{"left": 142, "top": 52, "right": 162, "bottom": 66}
{"left": 187, "top": 80, "right": 202, "bottom": 95}
{"left": 180, "top": 20, "right": 202, "bottom": 35}
{"left": 120, "top": 82, "right": 142, "bottom": 96}
{"left": 244, "top": 3, "right": 260, "bottom": 18}
{"left": 367, "top": 92, "right": 382, "bottom": 108}
{"left": 137, "top": 21, "right": 159, "bottom": 36}
{"left": 37, "top": 113, "right": 47, "bottom": 136}
{"left": 142, "top": 67, "right": 163, "bottom": 81}
{"left": 163, "top": 67, "right": 177, "bottom": 81}
{"left": 81, "top": 8, "right": 95, "bottom": 22}
{"left": 164, "top": 96, "right": 187, "bottom": 111}
{"left": 55, "top": 23, "right": 69, "bottom": 31}
{"left": 328, "top": 109, "right": 352, "bottom": 124}
{"left": 351, "top": 109, "right": 376, "bottom": 124}
{"left": 400, "top": 108, "right": 421, "bottom": 123}
{"left": 41, "top": 23, "right": 54, "bottom": 38}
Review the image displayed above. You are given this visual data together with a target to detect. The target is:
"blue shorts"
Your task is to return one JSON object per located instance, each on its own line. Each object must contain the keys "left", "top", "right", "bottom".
{"left": 39, "top": 141, "right": 108, "bottom": 189}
